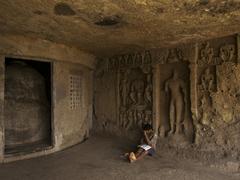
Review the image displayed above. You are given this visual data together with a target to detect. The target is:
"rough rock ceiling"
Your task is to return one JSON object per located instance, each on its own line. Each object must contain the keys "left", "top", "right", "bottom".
{"left": 0, "top": 0, "right": 240, "bottom": 57}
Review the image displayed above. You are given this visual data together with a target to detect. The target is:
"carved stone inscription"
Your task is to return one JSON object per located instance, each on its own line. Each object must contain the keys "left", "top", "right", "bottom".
{"left": 118, "top": 67, "right": 153, "bottom": 130}
{"left": 69, "top": 74, "right": 82, "bottom": 110}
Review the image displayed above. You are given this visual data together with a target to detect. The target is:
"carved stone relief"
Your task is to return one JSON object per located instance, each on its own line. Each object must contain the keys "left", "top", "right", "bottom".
{"left": 198, "top": 42, "right": 237, "bottom": 66}
{"left": 213, "top": 63, "right": 240, "bottom": 124}
{"left": 196, "top": 41, "right": 237, "bottom": 129}
{"left": 166, "top": 48, "right": 183, "bottom": 63}
{"left": 157, "top": 48, "right": 185, "bottom": 64}
{"left": 198, "top": 94, "right": 214, "bottom": 126}
{"left": 164, "top": 70, "right": 186, "bottom": 135}
{"left": 198, "top": 42, "right": 215, "bottom": 66}
{"left": 219, "top": 44, "right": 235, "bottom": 63}
{"left": 158, "top": 62, "right": 193, "bottom": 144}
{"left": 197, "top": 41, "right": 237, "bottom": 128}
{"left": 201, "top": 68, "right": 214, "bottom": 92}
{"left": 238, "top": 34, "right": 240, "bottom": 63}
{"left": 118, "top": 67, "right": 153, "bottom": 130}
{"left": 94, "top": 34, "right": 240, "bottom": 159}
{"left": 108, "top": 50, "right": 152, "bottom": 70}
{"left": 198, "top": 66, "right": 217, "bottom": 92}
{"left": 195, "top": 35, "right": 240, "bottom": 154}
{"left": 196, "top": 63, "right": 240, "bottom": 152}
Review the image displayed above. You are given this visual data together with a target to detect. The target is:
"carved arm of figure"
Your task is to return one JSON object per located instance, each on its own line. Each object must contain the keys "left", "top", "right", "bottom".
{"left": 180, "top": 80, "right": 187, "bottom": 107}
{"left": 164, "top": 80, "right": 169, "bottom": 93}
{"left": 201, "top": 75, "right": 206, "bottom": 91}
{"left": 208, "top": 75, "right": 214, "bottom": 92}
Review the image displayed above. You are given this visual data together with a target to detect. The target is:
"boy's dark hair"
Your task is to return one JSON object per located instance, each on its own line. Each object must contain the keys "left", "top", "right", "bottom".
{"left": 142, "top": 123, "right": 152, "bottom": 131}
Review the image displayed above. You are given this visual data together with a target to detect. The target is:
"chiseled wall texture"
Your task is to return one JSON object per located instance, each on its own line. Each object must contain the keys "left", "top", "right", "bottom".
{"left": 94, "top": 34, "right": 240, "bottom": 158}
{"left": 0, "top": 56, "right": 4, "bottom": 161}
{"left": 0, "top": 34, "right": 95, "bottom": 162}
{"left": 53, "top": 61, "right": 93, "bottom": 150}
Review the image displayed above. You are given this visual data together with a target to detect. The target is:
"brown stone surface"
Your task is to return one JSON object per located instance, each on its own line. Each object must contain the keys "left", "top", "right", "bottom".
{"left": 0, "top": 135, "right": 239, "bottom": 180}
{"left": 0, "top": 34, "right": 95, "bottom": 161}
{"left": 94, "top": 33, "right": 240, "bottom": 160}
{"left": 53, "top": 61, "right": 93, "bottom": 150}
{"left": 0, "top": 56, "right": 4, "bottom": 161}
{"left": 0, "top": 35, "right": 96, "bottom": 69}
{"left": 0, "top": 1, "right": 240, "bottom": 56}
{"left": 1, "top": 0, "right": 240, "bottom": 165}
{"left": 4, "top": 61, "right": 50, "bottom": 147}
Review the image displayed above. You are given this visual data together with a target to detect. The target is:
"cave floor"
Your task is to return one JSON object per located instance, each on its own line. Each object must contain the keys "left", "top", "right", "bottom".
{"left": 0, "top": 135, "right": 239, "bottom": 180}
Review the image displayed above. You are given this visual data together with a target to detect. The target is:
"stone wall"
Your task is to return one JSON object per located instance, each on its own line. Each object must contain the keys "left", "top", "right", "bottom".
{"left": 53, "top": 62, "right": 93, "bottom": 150}
{"left": 0, "top": 34, "right": 95, "bottom": 162}
{"left": 195, "top": 35, "right": 240, "bottom": 154}
{"left": 94, "top": 34, "right": 240, "bottom": 157}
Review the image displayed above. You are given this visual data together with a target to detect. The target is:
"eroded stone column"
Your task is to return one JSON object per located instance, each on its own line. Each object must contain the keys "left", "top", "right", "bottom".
{"left": 153, "top": 64, "right": 160, "bottom": 136}
{"left": 189, "top": 43, "right": 199, "bottom": 123}
{"left": 237, "top": 33, "right": 240, "bottom": 63}
{"left": 0, "top": 55, "right": 5, "bottom": 162}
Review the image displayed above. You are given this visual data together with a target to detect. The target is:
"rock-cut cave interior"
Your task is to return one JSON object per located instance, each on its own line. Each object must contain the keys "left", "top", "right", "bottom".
{"left": 1, "top": 1, "right": 240, "bottom": 180}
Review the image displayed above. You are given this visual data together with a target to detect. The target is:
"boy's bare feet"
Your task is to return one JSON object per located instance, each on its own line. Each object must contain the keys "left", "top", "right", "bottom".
{"left": 129, "top": 152, "right": 136, "bottom": 163}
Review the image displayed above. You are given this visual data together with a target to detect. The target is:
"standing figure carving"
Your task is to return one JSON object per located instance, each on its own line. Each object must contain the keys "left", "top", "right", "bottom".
{"left": 118, "top": 67, "right": 153, "bottom": 130}
{"left": 219, "top": 44, "right": 235, "bottom": 62}
{"left": 167, "top": 48, "right": 183, "bottom": 63}
{"left": 201, "top": 68, "right": 214, "bottom": 92}
{"left": 165, "top": 70, "right": 186, "bottom": 135}
{"left": 130, "top": 79, "right": 145, "bottom": 105}
{"left": 144, "top": 73, "right": 153, "bottom": 104}
{"left": 129, "top": 86, "right": 137, "bottom": 105}
{"left": 200, "top": 42, "right": 214, "bottom": 65}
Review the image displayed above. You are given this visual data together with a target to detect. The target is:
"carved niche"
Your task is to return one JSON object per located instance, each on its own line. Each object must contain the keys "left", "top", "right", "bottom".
{"left": 198, "top": 42, "right": 215, "bottom": 66}
{"left": 117, "top": 52, "right": 153, "bottom": 130}
{"left": 157, "top": 48, "right": 184, "bottom": 64}
{"left": 164, "top": 70, "right": 187, "bottom": 135}
{"left": 198, "top": 66, "right": 217, "bottom": 93}
{"left": 157, "top": 53, "right": 194, "bottom": 143}
{"left": 118, "top": 67, "right": 153, "bottom": 130}
{"left": 197, "top": 41, "right": 237, "bottom": 127}
{"left": 198, "top": 42, "right": 237, "bottom": 66}
{"left": 197, "top": 66, "right": 217, "bottom": 126}
{"left": 166, "top": 48, "right": 184, "bottom": 63}
{"left": 196, "top": 46, "right": 240, "bottom": 152}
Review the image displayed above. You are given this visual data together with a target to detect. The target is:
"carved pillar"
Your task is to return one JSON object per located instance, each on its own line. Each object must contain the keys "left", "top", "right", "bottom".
{"left": 237, "top": 33, "right": 240, "bottom": 63}
{"left": 116, "top": 69, "right": 121, "bottom": 127}
{"left": 189, "top": 43, "right": 199, "bottom": 124}
{"left": 0, "top": 55, "right": 5, "bottom": 162}
{"left": 152, "top": 64, "right": 160, "bottom": 134}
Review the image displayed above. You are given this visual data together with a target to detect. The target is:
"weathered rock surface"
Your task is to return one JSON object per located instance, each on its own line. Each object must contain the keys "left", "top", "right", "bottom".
{"left": 0, "top": 0, "right": 240, "bottom": 56}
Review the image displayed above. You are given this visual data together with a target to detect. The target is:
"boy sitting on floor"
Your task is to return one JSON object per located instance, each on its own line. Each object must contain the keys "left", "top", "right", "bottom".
{"left": 128, "top": 123, "right": 158, "bottom": 163}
